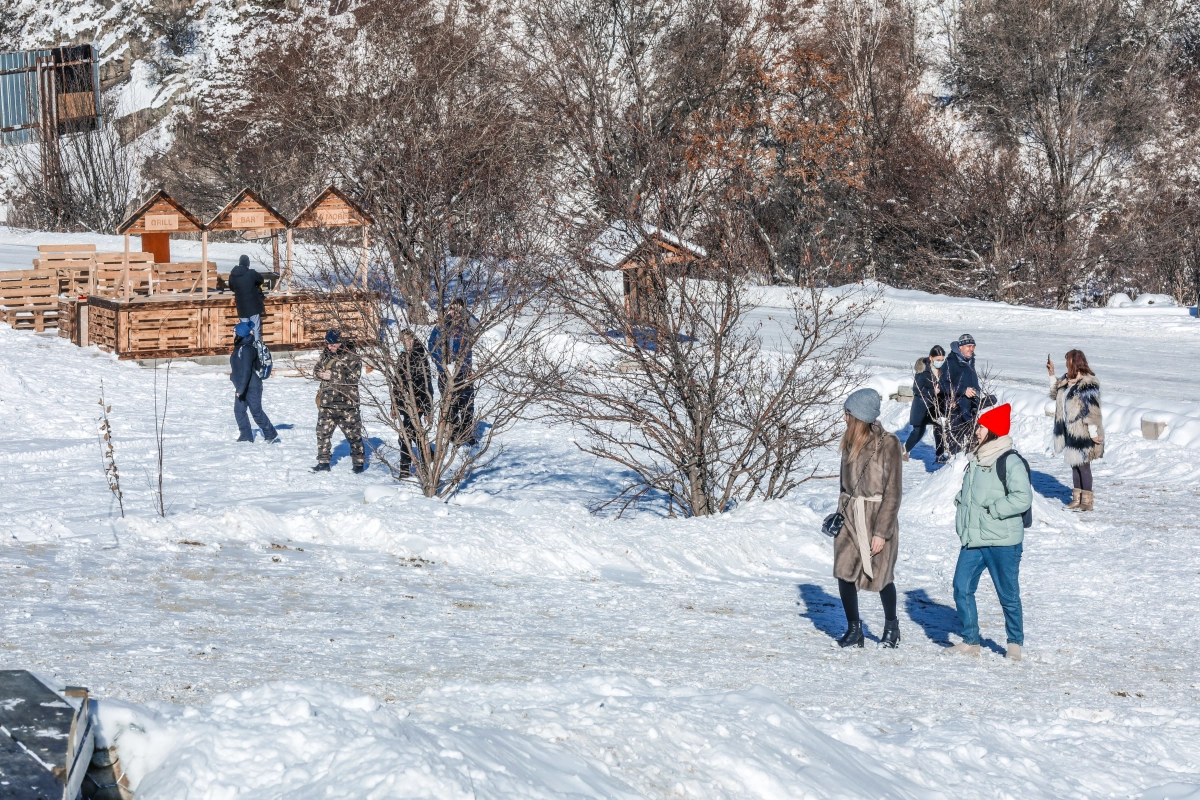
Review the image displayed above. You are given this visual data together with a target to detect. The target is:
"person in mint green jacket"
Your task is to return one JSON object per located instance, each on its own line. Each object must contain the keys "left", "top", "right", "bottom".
{"left": 948, "top": 403, "right": 1032, "bottom": 661}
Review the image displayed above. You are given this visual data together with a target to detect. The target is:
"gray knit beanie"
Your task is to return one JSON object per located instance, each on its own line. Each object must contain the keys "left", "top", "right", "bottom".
{"left": 844, "top": 388, "right": 881, "bottom": 424}
{"left": 957, "top": 333, "right": 976, "bottom": 346}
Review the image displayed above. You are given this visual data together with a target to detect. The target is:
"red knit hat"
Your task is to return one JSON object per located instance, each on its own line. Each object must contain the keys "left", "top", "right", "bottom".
{"left": 978, "top": 403, "right": 1011, "bottom": 437}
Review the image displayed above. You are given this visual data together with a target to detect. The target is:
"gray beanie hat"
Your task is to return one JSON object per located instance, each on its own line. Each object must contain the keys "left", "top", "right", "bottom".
{"left": 957, "top": 333, "right": 976, "bottom": 346}
{"left": 844, "top": 388, "right": 881, "bottom": 424}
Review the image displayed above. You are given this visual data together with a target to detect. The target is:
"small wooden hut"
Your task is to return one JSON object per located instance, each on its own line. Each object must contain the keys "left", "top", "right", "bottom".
{"left": 288, "top": 186, "right": 374, "bottom": 288}
{"left": 585, "top": 220, "right": 708, "bottom": 319}
{"left": 116, "top": 189, "right": 205, "bottom": 265}
{"left": 207, "top": 188, "right": 290, "bottom": 278}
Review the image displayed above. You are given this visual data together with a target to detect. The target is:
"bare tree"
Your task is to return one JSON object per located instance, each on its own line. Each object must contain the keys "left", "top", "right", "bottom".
{"left": 943, "top": 0, "right": 1180, "bottom": 306}
{"left": 300, "top": 236, "right": 551, "bottom": 499}
{"left": 148, "top": 360, "right": 171, "bottom": 517}
{"left": 537, "top": 256, "right": 877, "bottom": 516}
{"left": 2, "top": 97, "right": 143, "bottom": 232}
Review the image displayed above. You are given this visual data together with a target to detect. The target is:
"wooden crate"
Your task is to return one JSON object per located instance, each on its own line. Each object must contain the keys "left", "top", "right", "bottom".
{"left": 58, "top": 297, "right": 82, "bottom": 344}
{"left": 86, "top": 292, "right": 373, "bottom": 359}
{"left": 0, "top": 269, "right": 60, "bottom": 331}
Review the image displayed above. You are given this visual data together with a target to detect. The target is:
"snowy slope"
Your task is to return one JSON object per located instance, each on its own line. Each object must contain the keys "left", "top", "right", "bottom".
{"left": 2, "top": 280, "right": 1200, "bottom": 797}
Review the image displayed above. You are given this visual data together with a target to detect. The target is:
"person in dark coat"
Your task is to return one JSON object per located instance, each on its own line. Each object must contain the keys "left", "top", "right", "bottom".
{"left": 938, "top": 334, "right": 981, "bottom": 455}
{"left": 230, "top": 320, "right": 278, "bottom": 443}
{"left": 228, "top": 255, "right": 265, "bottom": 341}
{"left": 904, "top": 345, "right": 947, "bottom": 461}
{"left": 427, "top": 299, "right": 476, "bottom": 446}
{"left": 312, "top": 329, "right": 365, "bottom": 473}
{"left": 388, "top": 328, "right": 433, "bottom": 476}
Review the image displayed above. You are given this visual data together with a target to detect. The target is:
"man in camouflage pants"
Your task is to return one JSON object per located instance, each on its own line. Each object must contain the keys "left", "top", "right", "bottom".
{"left": 312, "top": 329, "right": 365, "bottom": 473}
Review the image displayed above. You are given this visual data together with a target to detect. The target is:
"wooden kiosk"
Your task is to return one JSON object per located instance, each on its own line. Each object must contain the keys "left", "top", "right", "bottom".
{"left": 81, "top": 188, "right": 372, "bottom": 360}
{"left": 287, "top": 185, "right": 374, "bottom": 288}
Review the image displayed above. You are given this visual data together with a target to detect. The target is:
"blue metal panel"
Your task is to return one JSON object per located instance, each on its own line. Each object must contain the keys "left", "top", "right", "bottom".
{"left": 0, "top": 49, "right": 47, "bottom": 146}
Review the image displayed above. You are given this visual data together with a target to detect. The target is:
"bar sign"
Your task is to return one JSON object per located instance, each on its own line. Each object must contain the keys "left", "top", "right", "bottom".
{"left": 232, "top": 211, "right": 264, "bottom": 229}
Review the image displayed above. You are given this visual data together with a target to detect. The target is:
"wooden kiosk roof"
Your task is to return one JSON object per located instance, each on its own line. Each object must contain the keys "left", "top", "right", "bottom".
{"left": 206, "top": 188, "right": 289, "bottom": 232}
{"left": 290, "top": 186, "right": 374, "bottom": 229}
{"left": 116, "top": 190, "right": 205, "bottom": 235}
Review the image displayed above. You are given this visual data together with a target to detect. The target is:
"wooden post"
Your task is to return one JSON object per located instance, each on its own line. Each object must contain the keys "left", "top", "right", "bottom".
{"left": 121, "top": 233, "right": 130, "bottom": 302}
{"left": 201, "top": 230, "right": 209, "bottom": 299}
{"left": 358, "top": 225, "right": 369, "bottom": 288}
{"left": 285, "top": 228, "right": 294, "bottom": 292}
{"left": 271, "top": 231, "right": 281, "bottom": 275}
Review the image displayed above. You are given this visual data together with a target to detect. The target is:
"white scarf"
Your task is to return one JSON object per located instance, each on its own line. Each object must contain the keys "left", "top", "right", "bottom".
{"left": 973, "top": 435, "right": 1014, "bottom": 467}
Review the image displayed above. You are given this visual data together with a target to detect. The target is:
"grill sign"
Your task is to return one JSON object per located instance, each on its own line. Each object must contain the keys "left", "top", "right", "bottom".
{"left": 316, "top": 208, "right": 352, "bottom": 225}
{"left": 232, "top": 211, "right": 265, "bottom": 229}
{"left": 145, "top": 213, "right": 179, "bottom": 231}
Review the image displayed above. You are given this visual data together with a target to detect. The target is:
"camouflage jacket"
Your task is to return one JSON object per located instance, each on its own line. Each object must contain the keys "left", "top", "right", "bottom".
{"left": 315, "top": 347, "right": 362, "bottom": 408}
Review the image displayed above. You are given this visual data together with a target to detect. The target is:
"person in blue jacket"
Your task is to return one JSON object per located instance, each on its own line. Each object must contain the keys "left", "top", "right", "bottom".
{"left": 427, "top": 298, "right": 477, "bottom": 445}
{"left": 904, "top": 345, "right": 947, "bottom": 461}
{"left": 938, "top": 334, "right": 981, "bottom": 454}
{"left": 230, "top": 320, "right": 277, "bottom": 443}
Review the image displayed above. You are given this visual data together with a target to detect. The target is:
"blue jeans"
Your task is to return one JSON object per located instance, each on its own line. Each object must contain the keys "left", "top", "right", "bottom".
{"left": 953, "top": 543, "right": 1023, "bottom": 646}
{"left": 234, "top": 373, "right": 276, "bottom": 441}
{"left": 239, "top": 314, "right": 262, "bottom": 341}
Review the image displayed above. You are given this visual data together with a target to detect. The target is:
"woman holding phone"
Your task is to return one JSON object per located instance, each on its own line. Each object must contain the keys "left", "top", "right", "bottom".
{"left": 1047, "top": 350, "right": 1104, "bottom": 511}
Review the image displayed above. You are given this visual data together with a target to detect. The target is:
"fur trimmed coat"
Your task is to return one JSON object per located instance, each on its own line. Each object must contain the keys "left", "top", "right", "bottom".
{"left": 1051, "top": 373, "right": 1104, "bottom": 465}
{"left": 833, "top": 422, "right": 903, "bottom": 592}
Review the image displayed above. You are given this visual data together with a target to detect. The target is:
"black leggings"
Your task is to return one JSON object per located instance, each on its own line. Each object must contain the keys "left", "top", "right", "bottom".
{"left": 838, "top": 578, "right": 897, "bottom": 623}
{"left": 905, "top": 418, "right": 945, "bottom": 457}
{"left": 1072, "top": 463, "right": 1093, "bottom": 491}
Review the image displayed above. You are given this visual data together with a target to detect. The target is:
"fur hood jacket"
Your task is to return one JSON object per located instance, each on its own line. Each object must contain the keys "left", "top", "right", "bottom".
{"left": 1051, "top": 373, "right": 1104, "bottom": 465}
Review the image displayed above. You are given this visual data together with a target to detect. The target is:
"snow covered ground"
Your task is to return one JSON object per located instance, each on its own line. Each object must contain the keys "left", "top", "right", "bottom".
{"left": 2, "top": 232, "right": 1200, "bottom": 797}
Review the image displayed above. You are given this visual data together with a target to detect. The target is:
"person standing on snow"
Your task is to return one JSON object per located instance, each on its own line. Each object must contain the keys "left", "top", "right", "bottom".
{"left": 312, "top": 329, "right": 365, "bottom": 473}
{"left": 949, "top": 403, "right": 1031, "bottom": 661}
{"left": 388, "top": 328, "right": 433, "bottom": 477}
{"left": 938, "top": 333, "right": 983, "bottom": 455}
{"left": 832, "top": 389, "right": 904, "bottom": 649}
{"left": 1048, "top": 349, "right": 1103, "bottom": 511}
{"left": 428, "top": 298, "right": 477, "bottom": 446}
{"left": 229, "top": 255, "right": 266, "bottom": 342}
{"left": 230, "top": 320, "right": 278, "bottom": 443}
{"left": 904, "top": 345, "right": 947, "bottom": 462}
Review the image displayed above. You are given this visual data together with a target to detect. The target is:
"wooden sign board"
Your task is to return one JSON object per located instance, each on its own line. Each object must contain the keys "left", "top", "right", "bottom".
{"left": 316, "top": 207, "right": 352, "bottom": 225}
{"left": 232, "top": 211, "right": 265, "bottom": 229}
{"left": 145, "top": 213, "right": 179, "bottom": 231}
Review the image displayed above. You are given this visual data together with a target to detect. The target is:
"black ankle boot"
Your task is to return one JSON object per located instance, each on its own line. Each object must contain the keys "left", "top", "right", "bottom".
{"left": 881, "top": 619, "right": 900, "bottom": 648}
{"left": 837, "top": 621, "right": 864, "bottom": 648}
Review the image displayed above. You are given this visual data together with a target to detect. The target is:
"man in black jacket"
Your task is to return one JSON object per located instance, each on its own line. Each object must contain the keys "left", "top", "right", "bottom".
{"left": 229, "top": 255, "right": 265, "bottom": 341}
{"left": 938, "top": 333, "right": 981, "bottom": 454}
{"left": 230, "top": 320, "right": 278, "bottom": 442}
{"left": 388, "top": 328, "right": 433, "bottom": 476}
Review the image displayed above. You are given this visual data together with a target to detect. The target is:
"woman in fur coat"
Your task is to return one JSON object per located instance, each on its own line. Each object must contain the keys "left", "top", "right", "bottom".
{"left": 1047, "top": 349, "right": 1104, "bottom": 511}
{"left": 833, "top": 389, "right": 904, "bottom": 649}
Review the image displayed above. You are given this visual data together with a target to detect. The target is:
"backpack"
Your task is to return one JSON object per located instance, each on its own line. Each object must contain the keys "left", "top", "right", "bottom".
{"left": 254, "top": 339, "right": 273, "bottom": 379}
{"left": 995, "top": 449, "right": 1033, "bottom": 528}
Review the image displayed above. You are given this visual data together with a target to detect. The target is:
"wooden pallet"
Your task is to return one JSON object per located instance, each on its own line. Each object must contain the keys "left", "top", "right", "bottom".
{"left": 86, "top": 291, "right": 373, "bottom": 359}
{"left": 32, "top": 243, "right": 96, "bottom": 295}
{"left": 93, "top": 252, "right": 154, "bottom": 298}
{"left": 0, "top": 269, "right": 60, "bottom": 331}
{"left": 151, "top": 261, "right": 218, "bottom": 294}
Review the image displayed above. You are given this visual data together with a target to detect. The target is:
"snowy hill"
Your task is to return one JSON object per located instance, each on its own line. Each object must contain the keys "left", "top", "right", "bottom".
{"left": 2, "top": 260, "right": 1199, "bottom": 797}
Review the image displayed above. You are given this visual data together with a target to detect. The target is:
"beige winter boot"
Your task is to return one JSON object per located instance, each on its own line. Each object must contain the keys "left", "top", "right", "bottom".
{"left": 1066, "top": 488, "right": 1082, "bottom": 509}
{"left": 1006, "top": 644, "right": 1023, "bottom": 661}
{"left": 947, "top": 643, "right": 981, "bottom": 657}
{"left": 1076, "top": 490, "right": 1094, "bottom": 512}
